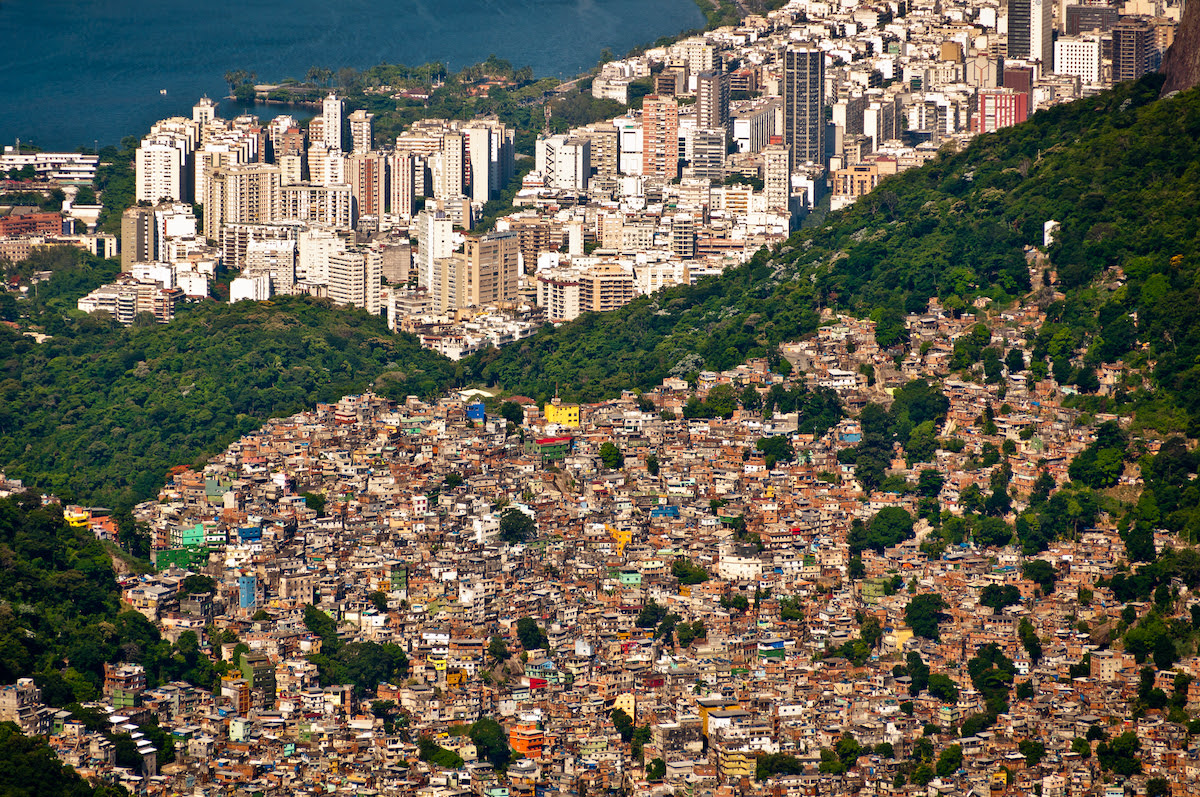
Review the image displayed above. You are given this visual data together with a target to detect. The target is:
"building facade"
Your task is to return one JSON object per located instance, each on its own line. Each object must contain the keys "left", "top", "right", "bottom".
{"left": 641, "top": 96, "right": 680, "bottom": 180}
{"left": 783, "top": 44, "right": 826, "bottom": 167}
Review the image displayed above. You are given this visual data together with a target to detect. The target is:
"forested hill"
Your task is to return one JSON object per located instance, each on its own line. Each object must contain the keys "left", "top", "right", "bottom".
{"left": 7, "top": 75, "right": 1200, "bottom": 507}
{"left": 468, "top": 75, "right": 1200, "bottom": 416}
{"left": 0, "top": 286, "right": 457, "bottom": 509}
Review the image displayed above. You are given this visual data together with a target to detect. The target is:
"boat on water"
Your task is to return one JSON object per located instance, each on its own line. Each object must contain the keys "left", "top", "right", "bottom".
{"left": 160, "top": 89, "right": 167, "bottom": 95}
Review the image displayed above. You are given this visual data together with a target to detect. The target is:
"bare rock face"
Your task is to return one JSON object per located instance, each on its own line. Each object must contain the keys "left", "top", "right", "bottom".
{"left": 1161, "top": 0, "right": 1200, "bottom": 95}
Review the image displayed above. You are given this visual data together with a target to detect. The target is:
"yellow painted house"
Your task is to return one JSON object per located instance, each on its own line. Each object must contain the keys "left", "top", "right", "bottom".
{"left": 718, "top": 750, "right": 756, "bottom": 781}
{"left": 608, "top": 524, "right": 632, "bottom": 555}
{"left": 612, "top": 692, "right": 637, "bottom": 721}
{"left": 543, "top": 398, "right": 579, "bottom": 427}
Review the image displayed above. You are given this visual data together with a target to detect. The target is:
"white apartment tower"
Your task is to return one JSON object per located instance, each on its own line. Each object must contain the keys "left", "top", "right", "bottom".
{"left": 348, "top": 109, "right": 374, "bottom": 153}
{"left": 612, "top": 114, "right": 643, "bottom": 175}
{"left": 279, "top": 184, "right": 355, "bottom": 229}
{"left": 536, "top": 134, "right": 591, "bottom": 191}
{"left": 462, "top": 120, "right": 515, "bottom": 203}
{"left": 415, "top": 208, "right": 455, "bottom": 295}
{"left": 136, "top": 140, "right": 186, "bottom": 203}
{"left": 192, "top": 97, "right": 217, "bottom": 126}
{"left": 1055, "top": 36, "right": 1103, "bottom": 85}
{"left": 297, "top": 227, "right": 345, "bottom": 284}
{"left": 762, "top": 144, "right": 792, "bottom": 212}
{"left": 434, "top": 131, "right": 467, "bottom": 200}
{"left": 328, "top": 247, "right": 382, "bottom": 315}
{"left": 307, "top": 143, "right": 345, "bottom": 186}
{"left": 322, "top": 94, "right": 344, "bottom": 152}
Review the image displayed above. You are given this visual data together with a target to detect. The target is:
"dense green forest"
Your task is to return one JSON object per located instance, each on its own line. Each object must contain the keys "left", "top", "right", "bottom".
{"left": 0, "top": 251, "right": 457, "bottom": 508}
{"left": 0, "top": 493, "right": 123, "bottom": 689}
{"left": 0, "top": 722, "right": 127, "bottom": 797}
{"left": 0, "top": 493, "right": 254, "bottom": 786}
{"left": 0, "top": 492, "right": 206, "bottom": 768}
{"left": 7, "top": 76, "right": 1200, "bottom": 510}
{"left": 466, "top": 76, "right": 1200, "bottom": 425}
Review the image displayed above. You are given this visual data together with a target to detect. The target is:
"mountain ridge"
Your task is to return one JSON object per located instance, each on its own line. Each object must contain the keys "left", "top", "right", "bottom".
{"left": 4, "top": 76, "right": 1200, "bottom": 507}
{"left": 468, "top": 75, "right": 1200, "bottom": 431}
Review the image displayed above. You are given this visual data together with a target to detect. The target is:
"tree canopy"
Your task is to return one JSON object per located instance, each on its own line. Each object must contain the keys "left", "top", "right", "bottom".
{"left": 499, "top": 508, "right": 536, "bottom": 543}
{"left": 905, "top": 593, "right": 947, "bottom": 640}
{"left": 1, "top": 283, "right": 456, "bottom": 510}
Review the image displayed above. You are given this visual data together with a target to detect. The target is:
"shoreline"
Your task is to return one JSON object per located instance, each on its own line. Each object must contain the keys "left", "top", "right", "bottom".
{"left": 44, "top": 1, "right": 727, "bottom": 152}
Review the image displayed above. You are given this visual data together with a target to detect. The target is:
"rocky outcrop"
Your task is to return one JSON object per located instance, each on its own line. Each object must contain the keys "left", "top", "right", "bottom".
{"left": 1161, "top": 0, "right": 1200, "bottom": 95}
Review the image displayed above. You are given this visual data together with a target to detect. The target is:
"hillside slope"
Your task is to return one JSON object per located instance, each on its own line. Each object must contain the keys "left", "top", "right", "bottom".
{"left": 468, "top": 76, "right": 1200, "bottom": 419}
{"left": 5, "top": 76, "right": 1199, "bottom": 506}
{"left": 0, "top": 293, "right": 457, "bottom": 508}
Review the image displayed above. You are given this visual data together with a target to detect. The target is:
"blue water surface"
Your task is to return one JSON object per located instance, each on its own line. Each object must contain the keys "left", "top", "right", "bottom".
{"left": 0, "top": 0, "right": 703, "bottom": 150}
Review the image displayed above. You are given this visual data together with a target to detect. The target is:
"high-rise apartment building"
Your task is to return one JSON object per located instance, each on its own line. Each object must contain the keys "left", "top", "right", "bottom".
{"left": 308, "top": 117, "right": 326, "bottom": 148}
{"left": 121, "top": 206, "right": 155, "bottom": 270}
{"left": 462, "top": 120, "right": 515, "bottom": 203}
{"left": 696, "top": 71, "right": 731, "bottom": 135}
{"left": 688, "top": 129, "right": 726, "bottom": 183}
{"left": 296, "top": 227, "right": 343, "bottom": 284}
{"left": 577, "top": 124, "right": 619, "bottom": 176}
{"left": 244, "top": 239, "right": 297, "bottom": 294}
{"left": 195, "top": 135, "right": 257, "bottom": 210}
{"left": 972, "top": 88, "right": 1030, "bottom": 132}
{"left": 278, "top": 126, "right": 305, "bottom": 158}
{"left": 1055, "top": 35, "right": 1103, "bottom": 84}
{"left": 416, "top": 209, "right": 455, "bottom": 295}
{"left": 278, "top": 154, "right": 304, "bottom": 185}
{"left": 435, "top": 131, "right": 467, "bottom": 200}
{"left": 863, "top": 98, "right": 899, "bottom": 149}
{"left": 670, "top": 213, "right": 696, "bottom": 260}
{"left": 465, "top": 230, "right": 519, "bottom": 307}
{"left": 438, "top": 230, "right": 520, "bottom": 312}
{"left": 613, "top": 114, "right": 643, "bottom": 176}
{"left": 762, "top": 144, "right": 792, "bottom": 212}
{"left": 579, "top": 262, "right": 635, "bottom": 313}
{"left": 677, "top": 38, "right": 716, "bottom": 74}
{"left": 732, "top": 99, "right": 778, "bottom": 153}
{"left": 221, "top": 223, "right": 301, "bottom": 272}
{"left": 266, "top": 116, "right": 298, "bottom": 156}
{"left": 783, "top": 44, "right": 826, "bottom": 167}
{"left": 278, "top": 184, "right": 355, "bottom": 229}
{"left": 322, "top": 94, "right": 344, "bottom": 152}
{"left": 537, "top": 269, "right": 582, "bottom": 323}
{"left": 192, "top": 97, "right": 217, "bottom": 126}
{"left": 1065, "top": 4, "right": 1119, "bottom": 35}
{"left": 1113, "top": 18, "right": 1154, "bottom": 83}
{"left": 136, "top": 140, "right": 187, "bottom": 204}
{"left": 641, "top": 95, "right": 680, "bottom": 180}
{"left": 536, "top": 135, "right": 591, "bottom": 191}
{"left": 307, "top": 144, "right": 345, "bottom": 186}
{"left": 328, "top": 247, "right": 382, "bottom": 314}
{"left": 388, "top": 152, "right": 416, "bottom": 218}
{"left": 202, "top": 163, "right": 281, "bottom": 240}
{"left": 1009, "top": 0, "right": 1053, "bottom": 64}
{"left": 346, "top": 152, "right": 387, "bottom": 218}
{"left": 348, "top": 109, "right": 373, "bottom": 153}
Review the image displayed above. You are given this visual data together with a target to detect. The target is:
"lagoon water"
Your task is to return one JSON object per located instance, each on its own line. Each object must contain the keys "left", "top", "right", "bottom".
{"left": 0, "top": 0, "right": 703, "bottom": 150}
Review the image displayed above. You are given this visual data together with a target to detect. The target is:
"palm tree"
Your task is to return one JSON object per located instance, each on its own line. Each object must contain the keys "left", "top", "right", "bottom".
{"left": 223, "top": 70, "right": 248, "bottom": 93}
